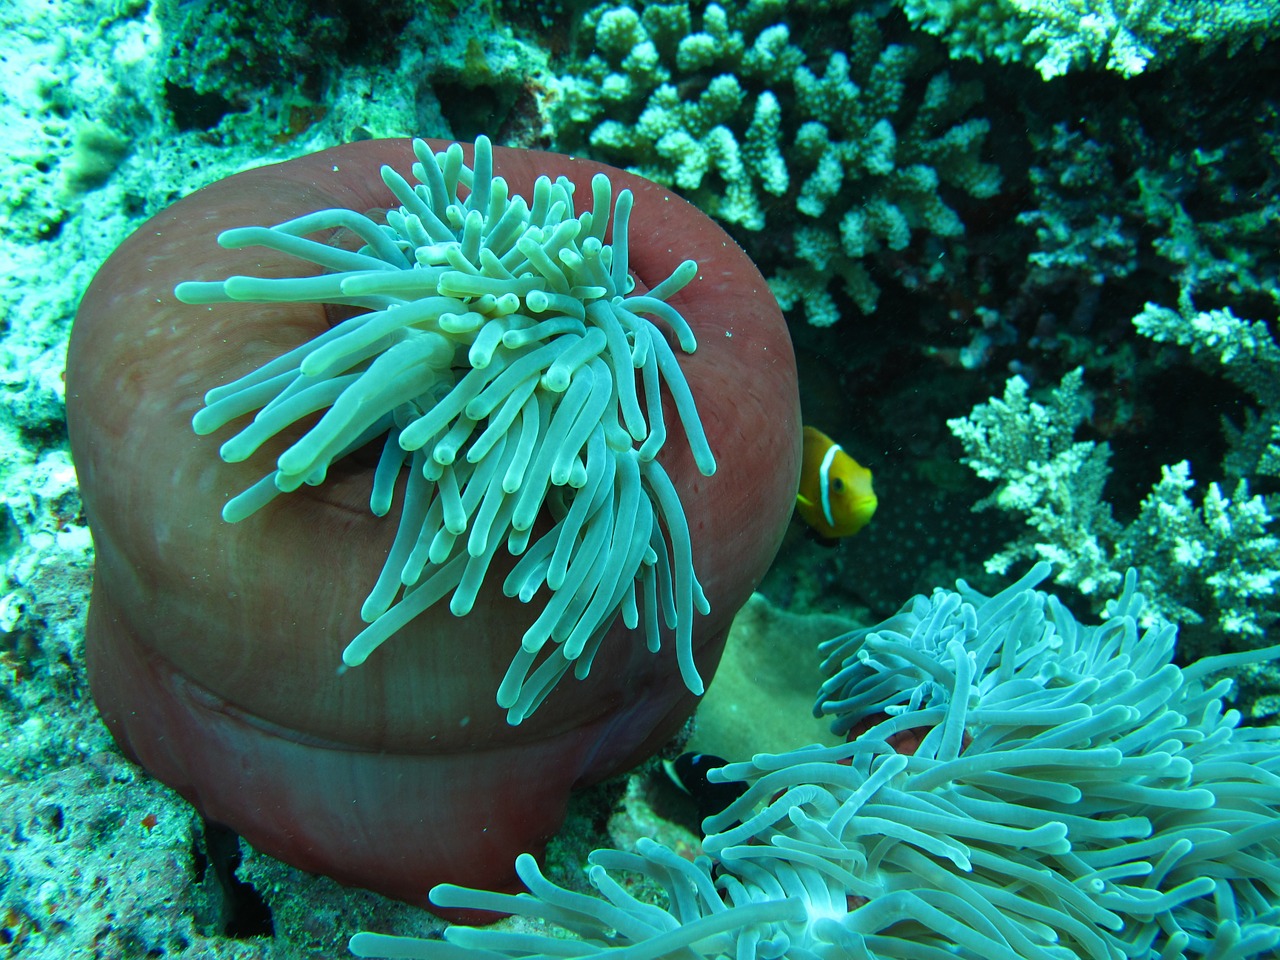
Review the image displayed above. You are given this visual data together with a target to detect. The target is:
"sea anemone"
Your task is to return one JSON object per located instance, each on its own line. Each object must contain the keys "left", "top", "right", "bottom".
{"left": 66, "top": 136, "right": 800, "bottom": 906}
{"left": 351, "top": 564, "right": 1280, "bottom": 957}
{"left": 175, "top": 135, "right": 718, "bottom": 723}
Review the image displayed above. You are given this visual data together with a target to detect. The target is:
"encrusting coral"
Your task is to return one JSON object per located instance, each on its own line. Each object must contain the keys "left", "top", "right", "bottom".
{"left": 65, "top": 135, "right": 800, "bottom": 907}
{"left": 349, "top": 563, "right": 1280, "bottom": 958}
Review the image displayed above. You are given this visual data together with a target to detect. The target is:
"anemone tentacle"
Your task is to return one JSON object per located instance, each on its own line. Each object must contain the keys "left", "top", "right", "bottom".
{"left": 177, "top": 136, "right": 717, "bottom": 723}
{"left": 349, "top": 566, "right": 1280, "bottom": 958}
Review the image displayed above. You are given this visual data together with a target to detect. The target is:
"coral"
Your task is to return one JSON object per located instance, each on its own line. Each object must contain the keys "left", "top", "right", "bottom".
{"left": 947, "top": 368, "right": 1123, "bottom": 595}
{"left": 897, "top": 0, "right": 1280, "bottom": 78}
{"left": 9, "top": 0, "right": 1279, "bottom": 948}
{"left": 152, "top": 1, "right": 557, "bottom": 149}
{"left": 349, "top": 564, "right": 1280, "bottom": 959}
{"left": 1134, "top": 301, "right": 1280, "bottom": 481}
{"left": 0, "top": 755, "right": 223, "bottom": 957}
{"left": 0, "top": 748, "right": 442, "bottom": 957}
{"left": 894, "top": 0, "right": 1031, "bottom": 68}
{"left": 1016, "top": 122, "right": 1138, "bottom": 286}
{"left": 1015, "top": 97, "right": 1280, "bottom": 320}
{"left": 156, "top": 0, "right": 418, "bottom": 127}
{"left": 60, "top": 121, "right": 132, "bottom": 194}
{"left": 553, "top": 1, "right": 1001, "bottom": 322}
{"left": 0, "top": 450, "right": 94, "bottom": 775}
{"left": 1131, "top": 108, "right": 1280, "bottom": 312}
{"left": 948, "top": 367, "right": 1280, "bottom": 640}
{"left": 65, "top": 136, "right": 800, "bottom": 908}
{"left": 1118, "top": 460, "right": 1280, "bottom": 638}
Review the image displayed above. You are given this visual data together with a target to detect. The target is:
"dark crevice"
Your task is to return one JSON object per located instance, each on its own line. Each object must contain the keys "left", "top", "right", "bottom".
{"left": 202, "top": 820, "right": 275, "bottom": 939}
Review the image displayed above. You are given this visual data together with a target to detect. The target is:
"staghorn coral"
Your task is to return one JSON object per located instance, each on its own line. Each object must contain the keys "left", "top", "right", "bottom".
{"left": 1018, "top": 108, "right": 1280, "bottom": 312}
{"left": 349, "top": 564, "right": 1280, "bottom": 959}
{"left": 896, "top": 0, "right": 1280, "bottom": 79}
{"left": 948, "top": 368, "right": 1123, "bottom": 596}
{"left": 552, "top": 1, "right": 1001, "bottom": 324}
{"left": 1134, "top": 301, "right": 1280, "bottom": 482}
{"left": 1118, "top": 460, "right": 1280, "bottom": 639}
{"left": 948, "top": 367, "right": 1280, "bottom": 641}
{"left": 1016, "top": 122, "right": 1139, "bottom": 288}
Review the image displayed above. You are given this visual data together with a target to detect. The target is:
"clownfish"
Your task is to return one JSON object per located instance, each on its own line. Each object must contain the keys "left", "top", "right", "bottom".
{"left": 662, "top": 752, "right": 747, "bottom": 826}
{"left": 795, "top": 426, "right": 877, "bottom": 541}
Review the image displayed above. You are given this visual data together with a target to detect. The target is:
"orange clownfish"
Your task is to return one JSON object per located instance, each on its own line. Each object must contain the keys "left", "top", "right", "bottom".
{"left": 795, "top": 426, "right": 877, "bottom": 541}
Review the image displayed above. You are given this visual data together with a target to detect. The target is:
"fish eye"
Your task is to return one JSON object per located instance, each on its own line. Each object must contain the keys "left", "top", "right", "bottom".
{"left": 832, "top": 478, "right": 845, "bottom": 492}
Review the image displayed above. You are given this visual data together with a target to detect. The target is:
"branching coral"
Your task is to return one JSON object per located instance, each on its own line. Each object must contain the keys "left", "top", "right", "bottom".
{"left": 1016, "top": 102, "right": 1279, "bottom": 317}
{"left": 1017, "top": 123, "right": 1139, "bottom": 286}
{"left": 947, "top": 368, "right": 1123, "bottom": 595}
{"left": 1119, "top": 460, "right": 1280, "bottom": 638}
{"left": 948, "top": 367, "right": 1280, "bottom": 640}
{"left": 988, "top": 95, "right": 1280, "bottom": 643}
{"left": 897, "top": 0, "right": 1280, "bottom": 79}
{"left": 176, "top": 135, "right": 716, "bottom": 722}
{"left": 349, "top": 564, "right": 1280, "bottom": 958}
{"left": 1134, "top": 301, "right": 1280, "bottom": 482}
{"left": 553, "top": 1, "right": 1001, "bottom": 324}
